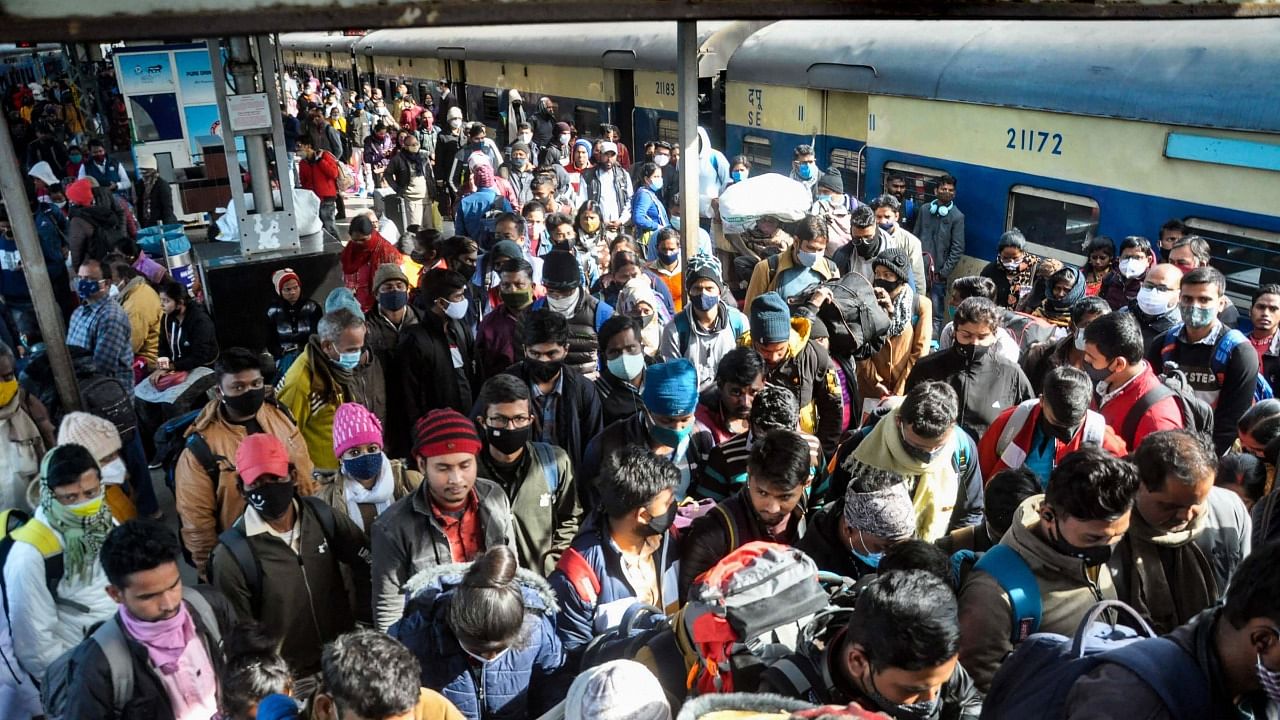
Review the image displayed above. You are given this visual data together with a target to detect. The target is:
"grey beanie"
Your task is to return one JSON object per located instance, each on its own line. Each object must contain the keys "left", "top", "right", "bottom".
{"left": 565, "top": 660, "right": 671, "bottom": 720}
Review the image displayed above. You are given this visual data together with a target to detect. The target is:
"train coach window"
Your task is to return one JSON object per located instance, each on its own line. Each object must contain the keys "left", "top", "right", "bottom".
{"left": 743, "top": 135, "right": 772, "bottom": 170}
{"left": 1184, "top": 218, "right": 1280, "bottom": 307}
{"left": 575, "top": 106, "right": 600, "bottom": 138}
{"left": 657, "top": 118, "right": 679, "bottom": 146}
{"left": 482, "top": 91, "right": 502, "bottom": 123}
{"left": 829, "top": 148, "right": 864, "bottom": 199}
{"left": 883, "top": 162, "right": 948, "bottom": 205}
{"left": 1006, "top": 185, "right": 1099, "bottom": 261}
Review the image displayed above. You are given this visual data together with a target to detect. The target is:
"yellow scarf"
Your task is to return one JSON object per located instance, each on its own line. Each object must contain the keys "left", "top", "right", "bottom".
{"left": 851, "top": 405, "right": 958, "bottom": 541}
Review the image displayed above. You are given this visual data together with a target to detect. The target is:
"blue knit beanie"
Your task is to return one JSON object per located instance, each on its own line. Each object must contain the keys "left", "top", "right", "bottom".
{"left": 750, "top": 292, "right": 792, "bottom": 344}
{"left": 642, "top": 358, "right": 699, "bottom": 417}
{"left": 324, "top": 287, "right": 363, "bottom": 316}
{"left": 254, "top": 694, "right": 299, "bottom": 720}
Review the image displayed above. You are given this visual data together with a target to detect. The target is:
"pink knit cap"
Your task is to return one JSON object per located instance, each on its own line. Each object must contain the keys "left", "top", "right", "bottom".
{"left": 332, "top": 402, "right": 383, "bottom": 457}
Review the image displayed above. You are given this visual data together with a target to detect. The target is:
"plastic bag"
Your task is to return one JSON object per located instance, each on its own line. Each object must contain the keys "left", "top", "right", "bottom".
{"left": 718, "top": 173, "right": 814, "bottom": 235}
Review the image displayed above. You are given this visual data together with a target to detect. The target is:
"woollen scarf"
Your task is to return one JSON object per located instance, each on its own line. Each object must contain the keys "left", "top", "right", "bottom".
{"left": 885, "top": 284, "right": 914, "bottom": 338}
{"left": 851, "top": 405, "right": 958, "bottom": 542}
{"left": 39, "top": 483, "right": 114, "bottom": 583}
{"left": 344, "top": 453, "right": 395, "bottom": 531}
{"left": 118, "top": 602, "right": 196, "bottom": 675}
{"left": 1118, "top": 509, "right": 1216, "bottom": 634}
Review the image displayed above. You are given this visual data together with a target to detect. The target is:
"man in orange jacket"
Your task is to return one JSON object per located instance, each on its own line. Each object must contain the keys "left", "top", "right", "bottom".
{"left": 978, "top": 365, "right": 1127, "bottom": 486}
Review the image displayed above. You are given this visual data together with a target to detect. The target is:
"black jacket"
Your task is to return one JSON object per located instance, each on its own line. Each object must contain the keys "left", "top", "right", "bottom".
{"left": 136, "top": 176, "right": 177, "bottom": 227}
{"left": 593, "top": 371, "right": 645, "bottom": 427}
{"left": 267, "top": 297, "right": 322, "bottom": 358}
{"left": 905, "top": 344, "right": 1034, "bottom": 441}
{"left": 678, "top": 489, "right": 807, "bottom": 600}
{"left": 399, "top": 314, "right": 477, "bottom": 422}
{"left": 1121, "top": 303, "right": 1181, "bottom": 356}
{"left": 794, "top": 499, "right": 876, "bottom": 582}
{"left": 162, "top": 303, "right": 219, "bottom": 372}
{"left": 62, "top": 586, "right": 237, "bottom": 720}
{"left": 386, "top": 149, "right": 434, "bottom": 199}
{"left": 484, "top": 360, "right": 603, "bottom": 473}
{"left": 366, "top": 306, "right": 422, "bottom": 458}
{"left": 1146, "top": 322, "right": 1259, "bottom": 454}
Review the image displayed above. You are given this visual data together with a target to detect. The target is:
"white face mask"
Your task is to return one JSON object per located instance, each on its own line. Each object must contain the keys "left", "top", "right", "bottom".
{"left": 444, "top": 297, "right": 469, "bottom": 320}
{"left": 653, "top": 154, "right": 670, "bottom": 168}
{"left": 108, "top": 283, "right": 121, "bottom": 300}
{"left": 1118, "top": 257, "right": 1148, "bottom": 279}
{"left": 462, "top": 646, "right": 510, "bottom": 665}
{"left": 546, "top": 289, "right": 579, "bottom": 316}
{"left": 518, "top": 133, "right": 532, "bottom": 144}
{"left": 558, "top": 133, "right": 571, "bottom": 145}
{"left": 100, "top": 458, "right": 127, "bottom": 486}
{"left": 1136, "top": 286, "right": 1176, "bottom": 316}
{"left": 449, "top": 117, "right": 462, "bottom": 129}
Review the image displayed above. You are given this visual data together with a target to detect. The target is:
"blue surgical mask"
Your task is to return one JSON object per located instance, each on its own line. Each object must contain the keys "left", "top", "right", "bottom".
{"left": 851, "top": 531, "right": 883, "bottom": 569}
{"left": 607, "top": 352, "right": 646, "bottom": 382}
{"left": 342, "top": 451, "right": 383, "bottom": 480}
{"left": 77, "top": 277, "right": 102, "bottom": 300}
{"left": 797, "top": 162, "right": 815, "bottom": 181}
{"left": 649, "top": 419, "right": 694, "bottom": 450}
{"left": 650, "top": 177, "right": 663, "bottom": 191}
{"left": 795, "top": 249, "right": 820, "bottom": 268}
{"left": 1181, "top": 304, "right": 1216, "bottom": 330}
{"left": 730, "top": 170, "right": 745, "bottom": 183}
{"left": 659, "top": 250, "right": 679, "bottom": 265}
{"left": 878, "top": 221, "right": 896, "bottom": 232}
{"left": 335, "top": 349, "right": 362, "bottom": 370}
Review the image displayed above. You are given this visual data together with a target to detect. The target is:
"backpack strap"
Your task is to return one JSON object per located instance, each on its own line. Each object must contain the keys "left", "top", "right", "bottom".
{"left": 674, "top": 313, "right": 691, "bottom": 356}
{"left": 301, "top": 496, "right": 338, "bottom": 544}
{"left": 529, "top": 442, "right": 560, "bottom": 496}
{"left": 712, "top": 504, "right": 738, "bottom": 554}
{"left": 186, "top": 432, "right": 227, "bottom": 495}
{"left": 1158, "top": 325, "right": 1183, "bottom": 367}
{"left": 1120, "top": 383, "right": 1175, "bottom": 446}
{"left": 767, "top": 656, "right": 817, "bottom": 701}
{"left": 766, "top": 253, "right": 782, "bottom": 287}
{"left": 11, "top": 520, "right": 63, "bottom": 599}
{"left": 949, "top": 548, "right": 978, "bottom": 590}
{"left": 1212, "top": 328, "right": 1275, "bottom": 401}
{"left": 728, "top": 309, "right": 746, "bottom": 339}
{"left": 1080, "top": 410, "right": 1106, "bottom": 447}
{"left": 974, "top": 544, "right": 1041, "bottom": 644}
{"left": 1096, "top": 637, "right": 1211, "bottom": 720}
{"left": 182, "top": 587, "right": 222, "bottom": 647}
{"left": 555, "top": 547, "right": 601, "bottom": 604}
{"left": 216, "top": 526, "right": 265, "bottom": 618}
{"left": 89, "top": 618, "right": 135, "bottom": 714}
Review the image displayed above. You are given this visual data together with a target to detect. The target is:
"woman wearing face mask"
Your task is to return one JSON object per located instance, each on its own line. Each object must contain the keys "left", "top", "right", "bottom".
{"left": 57, "top": 411, "right": 137, "bottom": 522}
{"left": 1081, "top": 236, "right": 1116, "bottom": 297}
{"left": 1020, "top": 296, "right": 1111, "bottom": 395}
{"left": 390, "top": 545, "right": 570, "bottom": 720}
{"left": 632, "top": 162, "right": 670, "bottom": 249}
{"left": 0, "top": 342, "right": 54, "bottom": 513}
{"left": 1027, "top": 265, "right": 1086, "bottom": 328}
{"left": 616, "top": 279, "right": 670, "bottom": 359}
{"left": 858, "top": 249, "right": 930, "bottom": 404}
{"left": 1100, "top": 235, "right": 1157, "bottom": 311}
{"left": 318, "top": 403, "right": 420, "bottom": 533}
{"left": 647, "top": 228, "right": 683, "bottom": 311}
{"left": 980, "top": 229, "right": 1040, "bottom": 310}
{"left": 727, "top": 154, "right": 751, "bottom": 186}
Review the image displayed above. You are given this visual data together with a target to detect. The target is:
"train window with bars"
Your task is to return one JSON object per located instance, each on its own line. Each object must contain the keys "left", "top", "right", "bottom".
{"left": 1184, "top": 217, "right": 1280, "bottom": 307}
{"left": 743, "top": 135, "right": 772, "bottom": 170}
{"left": 882, "top": 161, "right": 949, "bottom": 207}
{"left": 481, "top": 91, "right": 502, "bottom": 123}
{"left": 1005, "top": 185, "right": 1099, "bottom": 262}
{"left": 657, "top": 118, "right": 679, "bottom": 146}
{"left": 574, "top": 106, "right": 600, "bottom": 137}
{"left": 829, "top": 148, "right": 864, "bottom": 199}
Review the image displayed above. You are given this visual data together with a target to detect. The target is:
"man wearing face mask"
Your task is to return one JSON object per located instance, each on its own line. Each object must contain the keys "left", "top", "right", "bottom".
{"left": 385, "top": 133, "right": 435, "bottom": 232}
{"left": 543, "top": 121, "right": 573, "bottom": 168}
{"left": 810, "top": 170, "right": 854, "bottom": 256}
{"left": 1101, "top": 235, "right": 1156, "bottom": 311}
{"left": 500, "top": 141, "right": 537, "bottom": 206}
{"left": 363, "top": 264, "right": 420, "bottom": 458}
{"left": 833, "top": 205, "right": 924, "bottom": 301}
{"left": 176, "top": 348, "right": 315, "bottom": 577}
{"left": 473, "top": 374, "right": 581, "bottom": 576}
{"left": 659, "top": 255, "right": 746, "bottom": 392}
{"left": 744, "top": 215, "right": 840, "bottom": 307}
{"left": 433, "top": 107, "right": 465, "bottom": 218}
{"left": 67, "top": 258, "right": 135, "bottom": 388}
{"left": 795, "top": 458, "right": 915, "bottom": 581}
{"left": 1082, "top": 310, "right": 1185, "bottom": 452}
{"left": 531, "top": 251, "right": 614, "bottom": 376}
{"left": 133, "top": 154, "right": 177, "bottom": 228}
{"left": 1063, "top": 539, "right": 1280, "bottom": 719}
{"left": 1147, "top": 266, "right": 1260, "bottom": 455}
{"left": 1021, "top": 296, "right": 1110, "bottom": 394}
{"left": 489, "top": 309, "right": 601, "bottom": 475}
{"left": 789, "top": 144, "right": 821, "bottom": 195}
{"left": 0, "top": 342, "right": 52, "bottom": 512}
{"left": 978, "top": 366, "right": 1128, "bottom": 486}
{"left": 1110, "top": 430, "right": 1250, "bottom": 636}
{"left": 529, "top": 97, "right": 557, "bottom": 148}
{"left": 1118, "top": 262, "right": 1183, "bottom": 349}
{"left": 339, "top": 215, "right": 403, "bottom": 314}
{"left": 549, "top": 444, "right": 683, "bottom": 664}
{"left": 476, "top": 258, "right": 537, "bottom": 381}
{"left": 906, "top": 296, "right": 1034, "bottom": 441}
{"left": 210, "top": 433, "right": 372, "bottom": 686}
{"left": 399, "top": 268, "right": 478, "bottom": 426}
{"left": 913, "top": 176, "right": 965, "bottom": 335}
{"left": 761, "top": 570, "right": 982, "bottom": 720}
{"left": 56, "top": 411, "right": 136, "bottom": 522}
{"left": 958, "top": 447, "right": 1138, "bottom": 692}
{"left": 279, "top": 307, "right": 381, "bottom": 472}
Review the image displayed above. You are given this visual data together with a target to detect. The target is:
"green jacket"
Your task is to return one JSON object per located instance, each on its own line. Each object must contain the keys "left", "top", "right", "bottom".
{"left": 478, "top": 441, "right": 582, "bottom": 576}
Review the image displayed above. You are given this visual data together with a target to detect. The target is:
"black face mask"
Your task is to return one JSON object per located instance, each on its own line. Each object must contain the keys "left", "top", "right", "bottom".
{"left": 872, "top": 278, "right": 903, "bottom": 294}
{"left": 246, "top": 481, "right": 295, "bottom": 521}
{"left": 486, "top": 425, "right": 531, "bottom": 455}
{"left": 455, "top": 263, "right": 477, "bottom": 281}
{"left": 640, "top": 503, "right": 677, "bottom": 537}
{"left": 1050, "top": 516, "right": 1114, "bottom": 566}
{"left": 527, "top": 357, "right": 563, "bottom": 383}
{"left": 1039, "top": 413, "right": 1083, "bottom": 444}
{"left": 953, "top": 342, "right": 990, "bottom": 364}
{"left": 855, "top": 236, "right": 881, "bottom": 259}
{"left": 222, "top": 388, "right": 265, "bottom": 419}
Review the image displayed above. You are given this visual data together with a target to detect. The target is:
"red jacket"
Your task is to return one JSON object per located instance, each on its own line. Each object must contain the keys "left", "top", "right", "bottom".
{"left": 340, "top": 232, "right": 402, "bottom": 312}
{"left": 299, "top": 150, "right": 340, "bottom": 200}
{"left": 1096, "top": 362, "right": 1184, "bottom": 451}
{"left": 979, "top": 400, "right": 1128, "bottom": 480}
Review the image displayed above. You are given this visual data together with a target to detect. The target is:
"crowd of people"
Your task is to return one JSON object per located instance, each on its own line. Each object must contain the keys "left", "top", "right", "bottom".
{"left": 2, "top": 70, "right": 1280, "bottom": 720}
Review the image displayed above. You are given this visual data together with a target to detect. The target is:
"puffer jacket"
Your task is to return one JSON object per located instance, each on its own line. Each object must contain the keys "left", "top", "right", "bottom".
{"left": 370, "top": 479, "right": 516, "bottom": 632}
{"left": 738, "top": 317, "right": 845, "bottom": 457}
{"left": 390, "top": 563, "right": 571, "bottom": 720}
{"left": 118, "top": 277, "right": 163, "bottom": 367}
{"left": 905, "top": 341, "right": 1034, "bottom": 442}
{"left": 174, "top": 395, "right": 316, "bottom": 575}
{"left": 658, "top": 301, "right": 747, "bottom": 392}
{"left": 547, "top": 511, "right": 682, "bottom": 661}
{"left": 529, "top": 292, "right": 614, "bottom": 376}
{"left": 957, "top": 495, "right": 1116, "bottom": 692}
{"left": 266, "top": 297, "right": 322, "bottom": 359}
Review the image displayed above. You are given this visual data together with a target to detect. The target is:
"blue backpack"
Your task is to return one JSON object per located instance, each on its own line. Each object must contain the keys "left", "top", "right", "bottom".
{"left": 1160, "top": 325, "right": 1275, "bottom": 403}
{"left": 980, "top": 600, "right": 1211, "bottom": 720}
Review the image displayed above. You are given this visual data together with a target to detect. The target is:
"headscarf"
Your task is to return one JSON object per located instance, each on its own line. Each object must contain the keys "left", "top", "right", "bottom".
{"left": 1038, "top": 266, "right": 1086, "bottom": 326}
{"left": 473, "top": 161, "right": 495, "bottom": 189}
{"left": 38, "top": 449, "right": 113, "bottom": 583}
{"left": 617, "top": 278, "right": 668, "bottom": 356}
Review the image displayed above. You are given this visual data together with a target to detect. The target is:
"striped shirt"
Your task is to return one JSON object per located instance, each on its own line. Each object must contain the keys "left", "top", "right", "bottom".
{"left": 67, "top": 296, "right": 136, "bottom": 389}
{"left": 693, "top": 430, "right": 823, "bottom": 503}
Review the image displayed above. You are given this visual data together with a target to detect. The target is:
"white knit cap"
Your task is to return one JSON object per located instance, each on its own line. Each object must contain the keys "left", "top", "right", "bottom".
{"left": 57, "top": 412, "right": 122, "bottom": 462}
{"left": 565, "top": 660, "right": 671, "bottom": 720}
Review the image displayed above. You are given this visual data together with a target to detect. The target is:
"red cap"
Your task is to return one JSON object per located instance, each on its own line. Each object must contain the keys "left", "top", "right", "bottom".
{"left": 66, "top": 178, "right": 94, "bottom": 207}
{"left": 235, "top": 433, "right": 290, "bottom": 488}
{"left": 413, "top": 409, "right": 482, "bottom": 459}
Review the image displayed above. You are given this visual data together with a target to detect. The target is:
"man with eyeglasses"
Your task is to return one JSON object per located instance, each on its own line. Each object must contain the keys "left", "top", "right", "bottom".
{"left": 2, "top": 443, "right": 118, "bottom": 715}
{"left": 1119, "top": 262, "right": 1183, "bottom": 351}
{"left": 473, "top": 374, "right": 581, "bottom": 576}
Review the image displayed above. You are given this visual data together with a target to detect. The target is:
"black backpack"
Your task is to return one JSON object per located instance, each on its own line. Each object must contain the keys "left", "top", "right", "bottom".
{"left": 1121, "top": 362, "right": 1214, "bottom": 443}
{"left": 215, "top": 496, "right": 338, "bottom": 616}
{"left": 809, "top": 271, "right": 891, "bottom": 360}
{"left": 79, "top": 376, "right": 138, "bottom": 443}
{"left": 72, "top": 192, "right": 133, "bottom": 261}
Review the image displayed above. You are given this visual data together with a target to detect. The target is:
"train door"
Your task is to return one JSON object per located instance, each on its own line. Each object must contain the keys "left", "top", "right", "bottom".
{"left": 615, "top": 69, "right": 635, "bottom": 152}
{"left": 819, "top": 90, "right": 865, "bottom": 200}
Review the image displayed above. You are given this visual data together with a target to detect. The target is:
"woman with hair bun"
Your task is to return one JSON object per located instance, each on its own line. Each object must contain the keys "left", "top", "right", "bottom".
{"left": 389, "top": 545, "right": 569, "bottom": 719}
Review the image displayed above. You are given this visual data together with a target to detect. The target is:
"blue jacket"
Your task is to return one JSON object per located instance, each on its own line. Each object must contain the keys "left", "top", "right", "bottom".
{"left": 390, "top": 563, "right": 570, "bottom": 720}
{"left": 454, "top": 188, "right": 512, "bottom": 245}
{"left": 1, "top": 205, "right": 66, "bottom": 302}
{"left": 631, "top": 185, "right": 669, "bottom": 235}
{"left": 548, "top": 510, "right": 682, "bottom": 663}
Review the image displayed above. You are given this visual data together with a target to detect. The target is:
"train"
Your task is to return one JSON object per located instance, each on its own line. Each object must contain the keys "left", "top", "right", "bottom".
{"left": 281, "top": 19, "right": 1280, "bottom": 305}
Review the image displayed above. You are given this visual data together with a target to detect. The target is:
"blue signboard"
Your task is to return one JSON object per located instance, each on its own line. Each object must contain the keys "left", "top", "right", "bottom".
{"left": 117, "top": 52, "right": 174, "bottom": 95}
{"left": 175, "top": 50, "right": 215, "bottom": 105}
